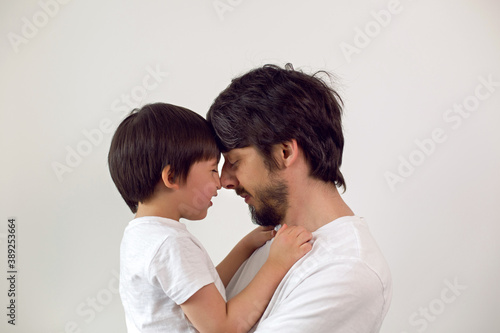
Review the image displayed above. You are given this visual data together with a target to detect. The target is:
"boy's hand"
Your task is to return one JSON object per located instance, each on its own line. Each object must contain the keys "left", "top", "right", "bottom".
{"left": 267, "top": 224, "right": 313, "bottom": 274}
{"left": 241, "top": 226, "right": 276, "bottom": 251}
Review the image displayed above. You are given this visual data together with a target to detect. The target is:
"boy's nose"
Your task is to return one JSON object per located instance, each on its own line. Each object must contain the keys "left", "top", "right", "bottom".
{"left": 220, "top": 161, "right": 238, "bottom": 190}
{"left": 215, "top": 173, "right": 221, "bottom": 190}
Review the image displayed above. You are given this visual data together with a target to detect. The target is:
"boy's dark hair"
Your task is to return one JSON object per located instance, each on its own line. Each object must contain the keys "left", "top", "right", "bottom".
{"left": 207, "top": 63, "right": 346, "bottom": 190}
{"left": 108, "top": 103, "right": 219, "bottom": 213}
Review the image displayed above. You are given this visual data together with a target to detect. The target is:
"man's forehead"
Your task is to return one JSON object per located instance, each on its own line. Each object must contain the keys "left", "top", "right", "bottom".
{"left": 223, "top": 147, "right": 254, "bottom": 159}
{"left": 222, "top": 149, "right": 240, "bottom": 159}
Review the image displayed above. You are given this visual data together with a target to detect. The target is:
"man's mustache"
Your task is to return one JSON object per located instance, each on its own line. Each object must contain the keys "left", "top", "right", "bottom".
{"left": 235, "top": 187, "right": 249, "bottom": 197}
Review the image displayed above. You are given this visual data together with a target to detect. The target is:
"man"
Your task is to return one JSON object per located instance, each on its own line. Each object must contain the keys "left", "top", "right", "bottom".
{"left": 207, "top": 64, "right": 392, "bottom": 332}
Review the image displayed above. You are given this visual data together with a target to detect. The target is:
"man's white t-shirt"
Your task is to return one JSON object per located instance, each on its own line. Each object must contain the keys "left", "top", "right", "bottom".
{"left": 119, "top": 216, "right": 226, "bottom": 332}
{"left": 226, "top": 216, "right": 392, "bottom": 333}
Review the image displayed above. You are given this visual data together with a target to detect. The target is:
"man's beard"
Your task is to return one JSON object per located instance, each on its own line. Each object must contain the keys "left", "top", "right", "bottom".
{"left": 246, "top": 178, "right": 289, "bottom": 227}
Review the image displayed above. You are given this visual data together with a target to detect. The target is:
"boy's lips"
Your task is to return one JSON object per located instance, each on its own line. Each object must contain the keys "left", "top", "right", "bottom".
{"left": 209, "top": 193, "right": 218, "bottom": 207}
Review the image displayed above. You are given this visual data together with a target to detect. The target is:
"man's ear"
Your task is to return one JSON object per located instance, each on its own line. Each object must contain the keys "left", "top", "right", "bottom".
{"left": 277, "top": 139, "right": 299, "bottom": 168}
{"left": 161, "top": 165, "right": 180, "bottom": 190}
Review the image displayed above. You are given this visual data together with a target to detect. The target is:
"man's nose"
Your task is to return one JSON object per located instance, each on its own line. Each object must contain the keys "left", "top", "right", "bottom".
{"left": 220, "top": 161, "right": 238, "bottom": 190}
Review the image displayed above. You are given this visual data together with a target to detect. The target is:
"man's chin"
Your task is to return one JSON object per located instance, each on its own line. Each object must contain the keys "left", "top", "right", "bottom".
{"left": 249, "top": 205, "right": 280, "bottom": 227}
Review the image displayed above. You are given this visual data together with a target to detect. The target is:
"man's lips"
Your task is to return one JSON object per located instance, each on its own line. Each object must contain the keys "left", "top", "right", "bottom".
{"left": 236, "top": 189, "right": 251, "bottom": 204}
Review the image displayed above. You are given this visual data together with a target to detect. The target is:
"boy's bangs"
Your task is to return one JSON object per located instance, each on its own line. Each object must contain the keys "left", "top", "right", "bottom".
{"left": 190, "top": 127, "right": 221, "bottom": 163}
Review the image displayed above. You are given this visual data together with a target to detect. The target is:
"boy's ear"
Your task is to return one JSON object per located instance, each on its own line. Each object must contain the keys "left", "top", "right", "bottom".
{"left": 161, "top": 165, "right": 180, "bottom": 190}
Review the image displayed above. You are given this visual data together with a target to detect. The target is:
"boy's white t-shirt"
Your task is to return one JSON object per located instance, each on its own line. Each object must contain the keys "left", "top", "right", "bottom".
{"left": 119, "top": 216, "right": 226, "bottom": 332}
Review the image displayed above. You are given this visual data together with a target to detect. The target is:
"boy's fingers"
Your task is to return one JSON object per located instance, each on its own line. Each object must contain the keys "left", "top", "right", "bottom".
{"left": 264, "top": 229, "right": 276, "bottom": 239}
{"left": 300, "top": 242, "right": 313, "bottom": 255}
{"left": 276, "top": 224, "right": 288, "bottom": 236}
{"left": 276, "top": 225, "right": 312, "bottom": 243}
{"left": 286, "top": 228, "right": 312, "bottom": 248}
{"left": 286, "top": 226, "right": 311, "bottom": 240}
{"left": 297, "top": 230, "right": 312, "bottom": 243}
{"left": 260, "top": 226, "right": 275, "bottom": 231}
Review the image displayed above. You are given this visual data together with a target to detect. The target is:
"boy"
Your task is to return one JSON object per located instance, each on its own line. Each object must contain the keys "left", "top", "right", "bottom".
{"left": 108, "top": 103, "right": 312, "bottom": 332}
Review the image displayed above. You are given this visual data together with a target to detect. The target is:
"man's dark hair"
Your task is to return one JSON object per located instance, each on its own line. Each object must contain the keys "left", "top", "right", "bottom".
{"left": 108, "top": 102, "right": 219, "bottom": 213}
{"left": 207, "top": 63, "right": 346, "bottom": 190}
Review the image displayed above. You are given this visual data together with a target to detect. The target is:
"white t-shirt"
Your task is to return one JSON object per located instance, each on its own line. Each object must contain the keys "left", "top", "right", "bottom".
{"left": 119, "top": 216, "right": 226, "bottom": 332}
{"left": 226, "top": 216, "right": 392, "bottom": 333}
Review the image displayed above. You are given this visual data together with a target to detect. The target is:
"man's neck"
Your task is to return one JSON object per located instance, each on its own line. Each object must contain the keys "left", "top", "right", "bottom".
{"left": 283, "top": 177, "right": 354, "bottom": 232}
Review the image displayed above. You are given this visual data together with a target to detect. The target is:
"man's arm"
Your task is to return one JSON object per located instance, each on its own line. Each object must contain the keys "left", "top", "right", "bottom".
{"left": 216, "top": 226, "right": 275, "bottom": 287}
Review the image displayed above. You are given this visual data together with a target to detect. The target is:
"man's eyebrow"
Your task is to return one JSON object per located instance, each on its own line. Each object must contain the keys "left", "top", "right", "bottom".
{"left": 224, "top": 151, "right": 237, "bottom": 159}
{"left": 223, "top": 152, "right": 240, "bottom": 164}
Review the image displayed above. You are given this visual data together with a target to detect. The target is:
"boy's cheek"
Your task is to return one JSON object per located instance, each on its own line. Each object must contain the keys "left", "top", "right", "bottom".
{"left": 178, "top": 202, "right": 208, "bottom": 220}
{"left": 192, "top": 192, "right": 211, "bottom": 210}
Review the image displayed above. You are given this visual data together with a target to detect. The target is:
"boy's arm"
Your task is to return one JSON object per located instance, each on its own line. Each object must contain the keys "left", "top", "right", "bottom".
{"left": 181, "top": 225, "right": 312, "bottom": 333}
{"left": 216, "top": 226, "right": 275, "bottom": 287}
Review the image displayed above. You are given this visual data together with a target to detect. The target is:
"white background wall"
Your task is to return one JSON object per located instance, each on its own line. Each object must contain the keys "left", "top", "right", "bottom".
{"left": 1, "top": 0, "right": 499, "bottom": 332}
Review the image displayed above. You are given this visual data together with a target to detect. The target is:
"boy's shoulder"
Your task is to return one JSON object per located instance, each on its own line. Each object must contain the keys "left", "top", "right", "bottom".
{"left": 122, "top": 216, "right": 191, "bottom": 246}
{"left": 126, "top": 216, "right": 185, "bottom": 230}
{"left": 120, "top": 216, "right": 200, "bottom": 268}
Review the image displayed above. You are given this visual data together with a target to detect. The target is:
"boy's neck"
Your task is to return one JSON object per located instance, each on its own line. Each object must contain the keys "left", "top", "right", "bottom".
{"left": 135, "top": 192, "right": 181, "bottom": 221}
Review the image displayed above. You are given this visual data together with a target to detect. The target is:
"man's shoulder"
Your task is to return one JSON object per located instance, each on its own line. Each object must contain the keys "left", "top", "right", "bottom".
{"left": 286, "top": 215, "right": 391, "bottom": 298}
{"left": 313, "top": 216, "right": 384, "bottom": 258}
{"left": 308, "top": 216, "right": 389, "bottom": 268}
